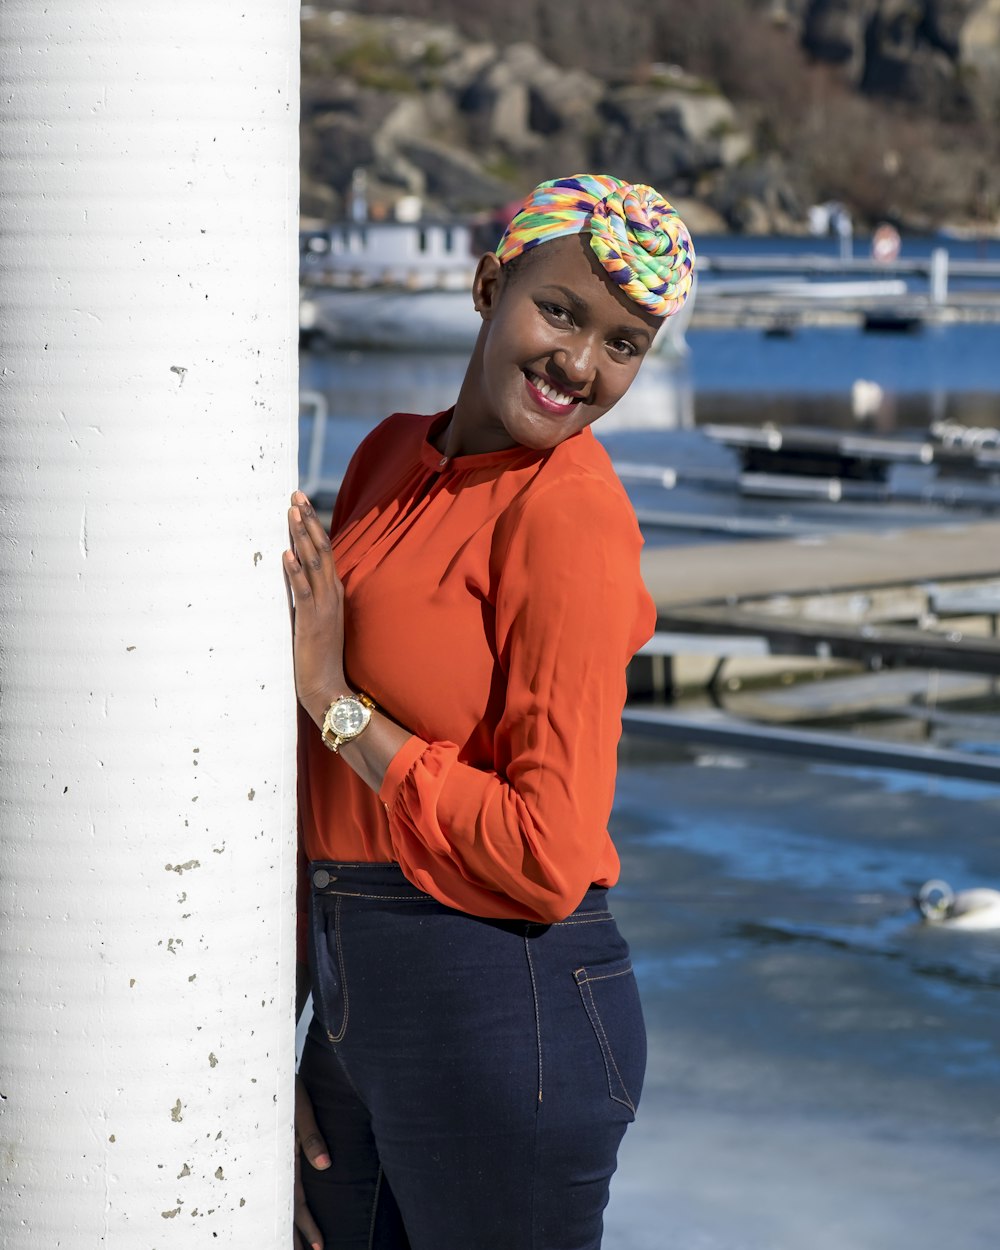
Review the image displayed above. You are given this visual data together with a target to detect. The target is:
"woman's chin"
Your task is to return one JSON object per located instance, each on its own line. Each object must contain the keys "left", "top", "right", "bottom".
{"left": 507, "top": 420, "right": 570, "bottom": 452}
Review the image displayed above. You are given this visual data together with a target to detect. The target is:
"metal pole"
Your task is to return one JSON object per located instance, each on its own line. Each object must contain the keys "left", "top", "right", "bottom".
{"left": 930, "top": 247, "right": 949, "bottom": 305}
{"left": 0, "top": 4, "right": 299, "bottom": 1246}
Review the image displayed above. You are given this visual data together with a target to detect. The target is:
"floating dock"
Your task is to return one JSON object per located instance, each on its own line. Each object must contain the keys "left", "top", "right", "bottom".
{"left": 627, "top": 518, "right": 1000, "bottom": 775}
{"left": 621, "top": 706, "right": 1000, "bottom": 782}
{"left": 693, "top": 251, "right": 1000, "bottom": 328}
{"left": 641, "top": 519, "right": 1000, "bottom": 611}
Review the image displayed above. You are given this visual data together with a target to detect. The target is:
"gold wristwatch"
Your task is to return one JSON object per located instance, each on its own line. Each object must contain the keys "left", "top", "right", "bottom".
{"left": 321, "top": 691, "right": 376, "bottom": 753}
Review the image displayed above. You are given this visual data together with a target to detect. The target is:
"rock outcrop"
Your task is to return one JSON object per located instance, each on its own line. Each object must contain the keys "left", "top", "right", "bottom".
{"left": 958, "top": 0, "right": 1000, "bottom": 120}
{"left": 300, "top": 3, "right": 1000, "bottom": 233}
{"left": 301, "top": 12, "right": 760, "bottom": 229}
{"left": 796, "top": 0, "right": 999, "bottom": 122}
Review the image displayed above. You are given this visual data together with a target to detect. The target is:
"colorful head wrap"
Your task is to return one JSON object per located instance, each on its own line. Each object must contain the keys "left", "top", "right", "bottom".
{"left": 495, "top": 174, "right": 695, "bottom": 320}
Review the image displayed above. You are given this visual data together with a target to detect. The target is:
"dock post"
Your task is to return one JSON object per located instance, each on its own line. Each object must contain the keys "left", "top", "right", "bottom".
{"left": 930, "top": 247, "right": 949, "bottom": 305}
{"left": 0, "top": 4, "right": 299, "bottom": 1246}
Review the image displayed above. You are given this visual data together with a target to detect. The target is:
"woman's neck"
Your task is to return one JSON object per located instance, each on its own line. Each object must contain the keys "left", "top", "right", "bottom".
{"left": 435, "top": 349, "right": 518, "bottom": 458}
{"left": 435, "top": 412, "right": 518, "bottom": 459}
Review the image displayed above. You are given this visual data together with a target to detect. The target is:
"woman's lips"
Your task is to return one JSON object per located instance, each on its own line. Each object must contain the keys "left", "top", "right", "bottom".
{"left": 523, "top": 370, "right": 583, "bottom": 414}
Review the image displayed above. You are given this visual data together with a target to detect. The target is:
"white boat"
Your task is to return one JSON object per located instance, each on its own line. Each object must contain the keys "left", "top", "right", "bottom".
{"left": 300, "top": 219, "right": 694, "bottom": 360}
{"left": 301, "top": 218, "right": 478, "bottom": 293}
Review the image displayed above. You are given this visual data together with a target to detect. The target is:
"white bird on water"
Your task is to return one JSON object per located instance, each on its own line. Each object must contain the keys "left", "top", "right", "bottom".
{"left": 916, "top": 880, "right": 1000, "bottom": 931}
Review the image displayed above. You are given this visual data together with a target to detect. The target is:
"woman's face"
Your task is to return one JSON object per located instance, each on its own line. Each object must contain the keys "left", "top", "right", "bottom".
{"left": 466, "top": 234, "right": 661, "bottom": 453}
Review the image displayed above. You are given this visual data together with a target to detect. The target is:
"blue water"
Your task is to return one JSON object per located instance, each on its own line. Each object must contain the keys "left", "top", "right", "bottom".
{"left": 605, "top": 742, "right": 1000, "bottom": 1250}
{"left": 687, "top": 234, "right": 1000, "bottom": 398}
{"left": 688, "top": 322, "right": 1000, "bottom": 396}
{"left": 697, "top": 231, "right": 1000, "bottom": 263}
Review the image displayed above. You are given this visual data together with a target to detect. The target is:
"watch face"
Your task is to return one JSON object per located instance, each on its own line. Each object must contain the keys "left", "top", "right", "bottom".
{"left": 330, "top": 698, "right": 369, "bottom": 737}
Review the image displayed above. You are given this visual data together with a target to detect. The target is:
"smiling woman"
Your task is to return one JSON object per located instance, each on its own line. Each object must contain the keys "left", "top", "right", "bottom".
{"left": 284, "top": 173, "right": 694, "bottom": 1250}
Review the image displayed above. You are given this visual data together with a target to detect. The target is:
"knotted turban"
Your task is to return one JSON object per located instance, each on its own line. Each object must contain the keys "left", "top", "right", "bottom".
{"left": 495, "top": 173, "right": 695, "bottom": 320}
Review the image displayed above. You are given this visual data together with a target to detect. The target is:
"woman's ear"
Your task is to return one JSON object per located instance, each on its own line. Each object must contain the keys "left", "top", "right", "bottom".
{"left": 472, "top": 252, "right": 503, "bottom": 320}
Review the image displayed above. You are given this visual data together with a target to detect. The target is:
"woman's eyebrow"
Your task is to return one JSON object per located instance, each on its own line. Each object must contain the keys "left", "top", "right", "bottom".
{"left": 538, "top": 285, "right": 652, "bottom": 345}
{"left": 535, "top": 283, "right": 590, "bottom": 315}
{"left": 611, "top": 323, "right": 652, "bottom": 346}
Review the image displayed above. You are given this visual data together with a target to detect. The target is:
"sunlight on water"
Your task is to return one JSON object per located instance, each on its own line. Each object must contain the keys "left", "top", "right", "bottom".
{"left": 605, "top": 746, "right": 1000, "bottom": 1250}
{"left": 642, "top": 814, "right": 971, "bottom": 894}
{"left": 811, "top": 763, "right": 1000, "bottom": 802}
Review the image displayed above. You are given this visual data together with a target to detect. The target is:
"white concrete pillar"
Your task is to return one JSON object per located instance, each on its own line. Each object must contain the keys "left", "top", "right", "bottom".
{"left": 0, "top": 4, "right": 299, "bottom": 1246}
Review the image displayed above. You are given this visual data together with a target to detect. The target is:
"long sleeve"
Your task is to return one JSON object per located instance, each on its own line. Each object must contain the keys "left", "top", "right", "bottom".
{"left": 377, "top": 473, "right": 655, "bottom": 923}
{"left": 296, "top": 426, "right": 385, "bottom": 960}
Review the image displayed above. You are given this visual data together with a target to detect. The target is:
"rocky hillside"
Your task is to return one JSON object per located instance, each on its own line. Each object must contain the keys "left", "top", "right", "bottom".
{"left": 301, "top": 1, "right": 1000, "bottom": 234}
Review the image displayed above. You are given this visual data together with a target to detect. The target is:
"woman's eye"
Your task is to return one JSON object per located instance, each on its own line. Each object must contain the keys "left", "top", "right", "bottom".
{"left": 610, "top": 339, "right": 638, "bottom": 358}
{"left": 540, "top": 302, "right": 571, "bottom": 323}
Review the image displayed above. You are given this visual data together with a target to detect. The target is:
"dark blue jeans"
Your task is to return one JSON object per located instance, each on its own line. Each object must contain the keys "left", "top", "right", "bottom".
{"left": 300, "top": 862, "right": 646, "bottom": 1250}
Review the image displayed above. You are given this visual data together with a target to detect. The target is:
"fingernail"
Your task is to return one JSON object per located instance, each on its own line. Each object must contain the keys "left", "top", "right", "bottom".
{"left": 315, "top": 1152, "right": 331, "bottom": 1168}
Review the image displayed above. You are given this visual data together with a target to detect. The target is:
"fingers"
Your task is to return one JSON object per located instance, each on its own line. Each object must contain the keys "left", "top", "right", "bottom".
{"left": 294, "top": 1077, "right": 328, "bottom": 1250}
{"left": 295, "top": 1075, "right": 331, "bottom": 1170}
{"left": 283, "top": 546, "right": 316, "bottom": 605}
{"left": 294, "top": 1151, "right": 325, "bottom": 1250}
{"left": 288, "top": 492, "right": 332, "bottom": 570}
{"left": 284, "top": 493, "right": 337, "bottom": 607}
{"left": 286, "top": 507, "right": 324, "bottom": 586}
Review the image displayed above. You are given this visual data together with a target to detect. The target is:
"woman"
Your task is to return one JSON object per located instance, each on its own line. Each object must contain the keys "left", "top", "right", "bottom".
{"left": 285, "top": 174, "right": 694, "bottom": 1250}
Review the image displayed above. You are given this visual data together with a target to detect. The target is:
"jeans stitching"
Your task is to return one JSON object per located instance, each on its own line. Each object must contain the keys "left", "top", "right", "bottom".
{"left": 574, "top": 967, "right": 637, "bottom": 1114}
{"left": 313, "top": 889, "right": 438, "bottom": 903}
{"left": 523, "top": 935, "right": 543, "bottom": 1105}
{"left": 551, "top": 914, "right": 612, "bottom": 926}
{"left": 315, "top": 861, "right": 397, "bottom": 868}
{"left": 313, "top": 888, "right": 608, "bottom": 922}
{"left": 326, "top": 895, "right": 349, "bottom": 1045}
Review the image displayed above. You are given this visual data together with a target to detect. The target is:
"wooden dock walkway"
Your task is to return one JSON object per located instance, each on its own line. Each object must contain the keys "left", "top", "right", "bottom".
{"left": 630, "top": 518, "right": 1000, "bottom": 771}
{"left": 642, "top": 519, "right": 1000, "bottom": 609}
{"left": 632, "top": 517, "right": 1000, "bottom": 712}
{"left": 658, "top": 604, "right": 1000, "bottom": 674}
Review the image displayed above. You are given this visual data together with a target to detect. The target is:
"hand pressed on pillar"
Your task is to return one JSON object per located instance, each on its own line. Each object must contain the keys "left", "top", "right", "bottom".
{"left": 283, "top": 491, "right": 412, "bottom": 796}
{"left": 284, "top": 491, "right": 348, "bottom": 726}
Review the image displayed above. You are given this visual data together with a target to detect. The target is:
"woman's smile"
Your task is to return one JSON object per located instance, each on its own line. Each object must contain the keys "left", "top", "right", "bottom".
{"left": 523, "top": 369, "right": 585, "bottom": 414}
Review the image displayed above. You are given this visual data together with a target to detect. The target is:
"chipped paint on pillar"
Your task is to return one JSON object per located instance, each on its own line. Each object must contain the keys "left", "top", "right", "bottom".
{"left": 0, "top": 2, "right": 300, "bottom": 1244}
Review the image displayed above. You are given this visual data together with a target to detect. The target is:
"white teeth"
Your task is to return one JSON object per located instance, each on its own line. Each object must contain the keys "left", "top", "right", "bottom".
{"left": 529, "top": 372, "right": 576, "bottom": 406}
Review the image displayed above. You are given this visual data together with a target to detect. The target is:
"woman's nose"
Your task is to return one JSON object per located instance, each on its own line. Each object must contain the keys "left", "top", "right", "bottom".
{"left": 551, "top": 339, "right": 594, "bottom": 388}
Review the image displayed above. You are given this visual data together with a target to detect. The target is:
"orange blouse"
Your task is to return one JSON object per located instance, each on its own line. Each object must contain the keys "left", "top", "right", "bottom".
{"left": 299, "top": 410, "right": 656, "bottom": 924}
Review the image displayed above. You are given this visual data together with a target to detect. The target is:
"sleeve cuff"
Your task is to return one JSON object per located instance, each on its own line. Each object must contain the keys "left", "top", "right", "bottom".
{"left": 377, "top": 734, "right": 428, "bottom": 808}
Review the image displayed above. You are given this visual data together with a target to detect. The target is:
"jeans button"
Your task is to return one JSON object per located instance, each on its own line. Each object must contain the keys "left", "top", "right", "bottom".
{"left": 313, "top": 869, "right": 332, "bottom": 888}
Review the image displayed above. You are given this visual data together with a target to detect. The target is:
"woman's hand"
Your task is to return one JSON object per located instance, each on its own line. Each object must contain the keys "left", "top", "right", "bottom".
{"left": 284, "top": 491, "right": 348, "bottom": 726}
{"left": 294, "top": 1076, "right": 331, "bottom": 1250}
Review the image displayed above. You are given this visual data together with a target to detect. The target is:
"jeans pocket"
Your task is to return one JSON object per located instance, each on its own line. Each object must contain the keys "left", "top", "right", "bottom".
{"left": 310, "top": 895, "right": 349, "bottom": 1044}
{"left": 574, "top": 956, "right": 645, "bottom": 1116}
